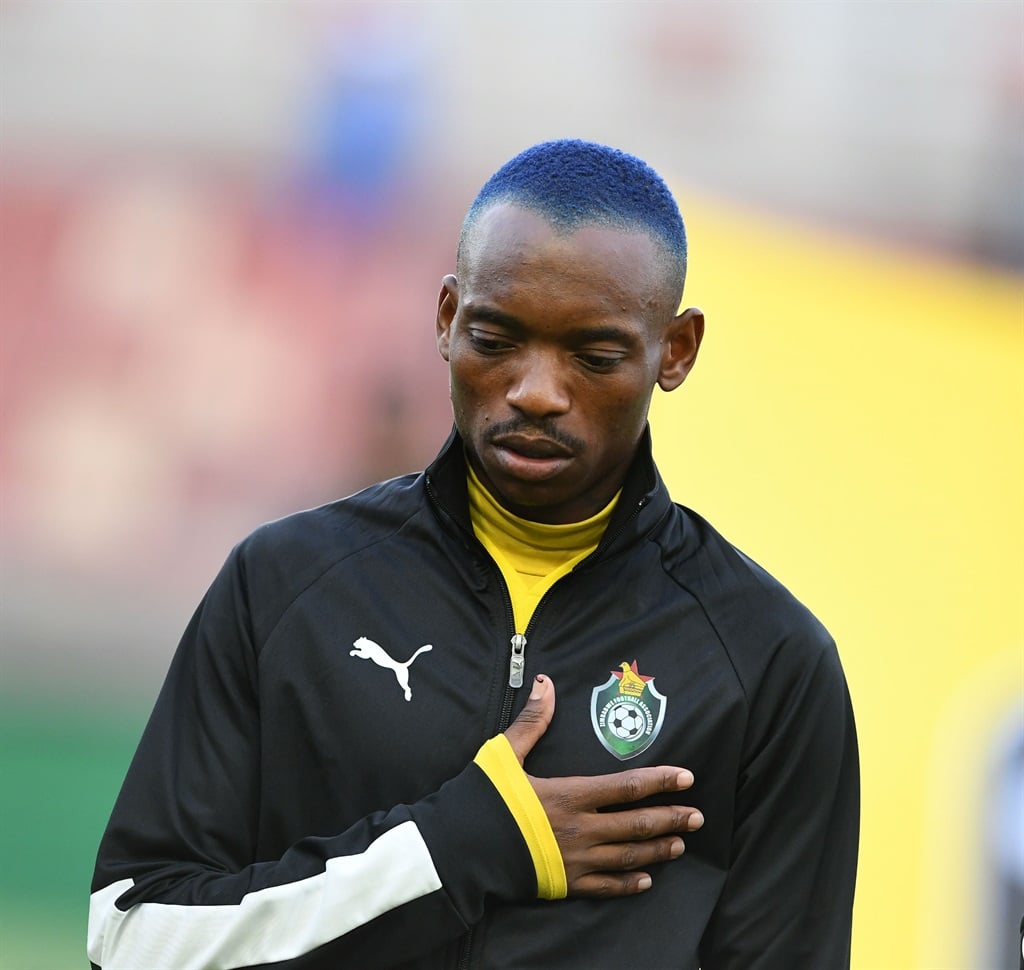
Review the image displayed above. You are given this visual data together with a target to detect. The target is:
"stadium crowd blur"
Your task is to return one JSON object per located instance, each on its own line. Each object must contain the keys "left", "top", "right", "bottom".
{"left": 1, "top": 3, "right": 1021, "bottom": 968}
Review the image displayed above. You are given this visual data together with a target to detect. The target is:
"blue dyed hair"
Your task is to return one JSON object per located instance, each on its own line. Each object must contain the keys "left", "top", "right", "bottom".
{"left": 459, "top": 139, "right": 687, "bottom": 301}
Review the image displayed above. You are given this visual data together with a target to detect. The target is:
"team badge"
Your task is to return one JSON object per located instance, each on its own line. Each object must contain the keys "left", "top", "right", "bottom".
{"left": 590, "top": 660, "right": 666, "bottom": 761}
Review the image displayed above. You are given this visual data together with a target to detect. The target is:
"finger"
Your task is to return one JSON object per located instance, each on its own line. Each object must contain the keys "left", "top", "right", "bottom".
{"left": 573, "top": 833, "right": 687, "bottom": 874}
{"left": 557, "top": 766, "right": 695, "bottom": 811}
{"left": 504, "top": 674, "right": 555, "bottom": 765}
{"left": 556, "top": 805, "right": 701, "bottom": 865}
{"left": 569, "top": 871, "right": 655, "bottom": 898}
{"left": 584, "top": 806, "right": 704, "bottom": 846}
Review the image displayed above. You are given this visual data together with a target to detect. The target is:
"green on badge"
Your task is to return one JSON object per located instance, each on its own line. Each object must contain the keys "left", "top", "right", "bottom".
{"left": 590, "top": 660, "right": 666, "bottom": 761}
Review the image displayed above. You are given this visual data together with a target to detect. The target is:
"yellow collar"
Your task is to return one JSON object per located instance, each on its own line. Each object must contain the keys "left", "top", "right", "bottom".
{"left": 466, "top": 462, "right": 619, "bottom": 631}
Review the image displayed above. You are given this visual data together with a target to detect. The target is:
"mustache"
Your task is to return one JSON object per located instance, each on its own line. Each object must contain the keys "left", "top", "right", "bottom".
{"left": 485, "top": 418, "right": 585, "bottom": 454}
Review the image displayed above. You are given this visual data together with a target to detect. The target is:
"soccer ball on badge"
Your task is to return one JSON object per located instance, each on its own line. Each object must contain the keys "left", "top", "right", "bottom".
{"left": 608, "top": 702, "right": 645, "bottom": 741}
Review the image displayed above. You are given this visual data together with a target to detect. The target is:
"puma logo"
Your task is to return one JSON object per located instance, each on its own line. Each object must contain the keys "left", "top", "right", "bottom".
{"left": 350, "top": 636, "right": 433, "bottom": 701}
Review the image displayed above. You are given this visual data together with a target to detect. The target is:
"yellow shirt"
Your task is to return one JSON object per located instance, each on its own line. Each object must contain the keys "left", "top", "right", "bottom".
{"left": 466, "top": 463, "right": 618, "bottom": 633}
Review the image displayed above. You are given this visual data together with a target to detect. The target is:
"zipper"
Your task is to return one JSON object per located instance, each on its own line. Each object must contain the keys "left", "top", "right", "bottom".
{"left": 507, "top": 633, "right": 526, "bottom": 688}
{"left": 430, "top": 474, "right": 651, "bottom": 970}
{"left": 495, "top": 592, "right": 521, "bottom": 731}
{"left": 494, "top": 632, "right": 528, "bottom": 732}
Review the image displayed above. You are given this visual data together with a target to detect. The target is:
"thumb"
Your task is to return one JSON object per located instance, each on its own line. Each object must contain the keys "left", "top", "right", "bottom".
{"left": 504, "top": 674, "right": 556, "bottom": 766}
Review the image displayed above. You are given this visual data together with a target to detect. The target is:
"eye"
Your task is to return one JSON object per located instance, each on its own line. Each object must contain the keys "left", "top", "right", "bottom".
{"left": 577, "top": 352, "right": 624, "bottom": 371}
{"left": 467, "top": 331, "right": 513, "bottom": 354}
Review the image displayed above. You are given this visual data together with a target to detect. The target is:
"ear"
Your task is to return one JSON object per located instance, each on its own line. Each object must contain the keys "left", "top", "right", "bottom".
{"left": 436, "top": 274, "right": 459, "bottom": 361}
{"left": 657, "top": 307, "right": 704, "bottom": 392}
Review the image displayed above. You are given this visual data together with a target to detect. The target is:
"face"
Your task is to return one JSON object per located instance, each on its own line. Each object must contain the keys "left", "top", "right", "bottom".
{"left": 436, "top": 203, "right": 703, "bottom": 524}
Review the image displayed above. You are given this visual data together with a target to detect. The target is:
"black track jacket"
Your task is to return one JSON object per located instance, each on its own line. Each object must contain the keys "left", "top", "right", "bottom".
{"left": 90, "top": 428, "right": 859, "bottom": 969}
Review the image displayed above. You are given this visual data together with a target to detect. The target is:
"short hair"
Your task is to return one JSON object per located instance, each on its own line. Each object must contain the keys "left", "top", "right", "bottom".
{"left": 459, "top": 139, "right": 687, "bottom": 304}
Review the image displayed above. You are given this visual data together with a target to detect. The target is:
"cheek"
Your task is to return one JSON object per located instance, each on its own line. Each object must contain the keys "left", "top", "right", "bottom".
{"left": 448, "top": 359, "right": 496, "bottom": 428}
{"left": 598, "top": 380, "right": 649, "bottom": 417}
{"left": 450, "top": 351, "right": 503, "bottom": 403}
{"left": 598, "top": 384, "right": 654, "bottom": 439}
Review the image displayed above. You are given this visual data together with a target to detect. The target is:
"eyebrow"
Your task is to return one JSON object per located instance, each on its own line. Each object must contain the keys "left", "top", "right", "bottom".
{"left": 466, "top": 304, "right": 523, "bottom": 330}
{"left": 572, "top": 325, "right": 638, "bottom": 345}
{"left": 466, "top": 304, "right": 639, "bottom": 346}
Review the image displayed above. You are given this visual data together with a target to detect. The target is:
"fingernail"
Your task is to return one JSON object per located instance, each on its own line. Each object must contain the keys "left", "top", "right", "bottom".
{"left": 670, "top": 838, "right": 685, "bottom": 857}
{"left": 688, "top": 811, "right": 704, "bottom": 831}
{"left": 530, "top": 675, "right": 546, "bottom": 700}
{"left": 637, "top": 875, "right": 652, "bottom": 891}
{"left": 676, "top": 769, "right": 694, "bottom": 788}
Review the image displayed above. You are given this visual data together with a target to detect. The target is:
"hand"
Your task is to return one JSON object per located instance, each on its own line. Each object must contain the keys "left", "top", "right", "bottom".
{"left": 504, "top": 674, "right": 704, "bottom": 897}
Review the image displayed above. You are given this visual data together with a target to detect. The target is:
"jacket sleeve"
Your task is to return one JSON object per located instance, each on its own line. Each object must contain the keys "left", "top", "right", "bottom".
{"left": 88, "top": 548, "right": 540, "bottom": 970}
{"left": 698, "top": 627, "right": 860, "bottom": 970}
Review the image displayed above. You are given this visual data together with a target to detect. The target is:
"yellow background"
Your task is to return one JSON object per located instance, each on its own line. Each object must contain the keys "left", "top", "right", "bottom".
{"left": 651, "top": 193, "right": 1023, "bottom": 968}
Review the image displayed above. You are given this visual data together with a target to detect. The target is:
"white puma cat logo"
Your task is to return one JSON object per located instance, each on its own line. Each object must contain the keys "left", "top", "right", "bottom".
{"left": 350, "top": 636, "right": 433, "bottom": 701}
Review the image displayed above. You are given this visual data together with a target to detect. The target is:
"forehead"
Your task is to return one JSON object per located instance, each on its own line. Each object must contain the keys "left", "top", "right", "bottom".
{"left": 459, "top": 203, "right": 671, "bottom": 318}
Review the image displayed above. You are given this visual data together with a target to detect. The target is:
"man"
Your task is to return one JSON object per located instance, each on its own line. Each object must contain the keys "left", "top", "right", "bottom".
{"left": 89, "top": 140, "right": 859, "bottom": 969}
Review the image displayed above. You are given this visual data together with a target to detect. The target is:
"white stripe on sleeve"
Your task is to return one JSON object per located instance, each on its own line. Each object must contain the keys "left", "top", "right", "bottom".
{"left": 88, "top": 820, "right": 443, "bottom": 969}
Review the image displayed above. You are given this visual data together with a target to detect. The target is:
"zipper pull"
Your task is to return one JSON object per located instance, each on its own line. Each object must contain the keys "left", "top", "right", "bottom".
{"left": 508, "top": 634, "right": 527, "bottom": 688}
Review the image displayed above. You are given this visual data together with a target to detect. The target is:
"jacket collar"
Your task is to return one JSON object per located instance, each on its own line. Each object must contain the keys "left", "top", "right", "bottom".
{"left": 423, "top": 426, "right": 673, "bottom": 557}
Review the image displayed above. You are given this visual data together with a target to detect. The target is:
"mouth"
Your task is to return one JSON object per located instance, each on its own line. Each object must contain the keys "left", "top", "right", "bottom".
{"left": 490, "top": 434, "right": 574, "bottom": 481}
{"left": 493, "top": 434, "right": 573, "bottom": 460}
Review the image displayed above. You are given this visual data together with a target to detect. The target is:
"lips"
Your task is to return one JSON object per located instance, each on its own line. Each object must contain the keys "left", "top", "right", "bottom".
{"left": 492, "top": 434, "right": 573, "bottom": 460}
{"left": 488, "top": 433, "right": 574, "bottom": 484}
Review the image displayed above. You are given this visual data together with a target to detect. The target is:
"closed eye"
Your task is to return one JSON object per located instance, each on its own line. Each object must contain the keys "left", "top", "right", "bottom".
{"left": 468, "top": 331, "right": 513, "bottom": 354}
{"left": 578, "top": 352, "right": 625, "bottom": 371}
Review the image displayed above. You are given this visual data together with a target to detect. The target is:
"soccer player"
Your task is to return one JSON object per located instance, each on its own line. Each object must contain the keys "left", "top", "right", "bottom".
{"left": 89, "top": 140, "right": 859, "bottom": 969}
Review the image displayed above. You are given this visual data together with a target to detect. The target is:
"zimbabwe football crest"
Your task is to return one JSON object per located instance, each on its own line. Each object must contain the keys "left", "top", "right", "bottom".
{"left": 590, "top": 660, "right": 667, "bottom": 761}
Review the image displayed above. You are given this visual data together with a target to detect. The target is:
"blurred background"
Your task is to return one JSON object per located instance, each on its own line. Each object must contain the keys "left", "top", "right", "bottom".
{"left": 1, "top": 2, "right": 1020, "bottom": 967}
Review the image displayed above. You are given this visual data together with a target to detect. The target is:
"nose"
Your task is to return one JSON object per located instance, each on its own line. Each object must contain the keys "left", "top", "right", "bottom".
{"left": 506, "top": 351, "right": 570, "bottom": 419}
